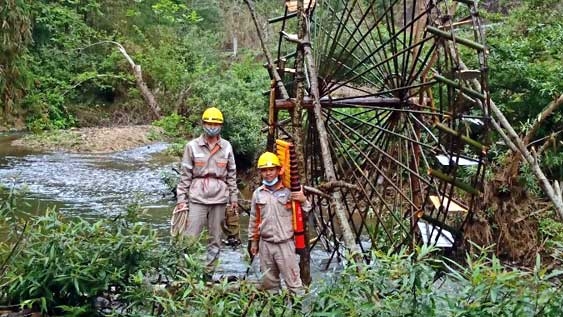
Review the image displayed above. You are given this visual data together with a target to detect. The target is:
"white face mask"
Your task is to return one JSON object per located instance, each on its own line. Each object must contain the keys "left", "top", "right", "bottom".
{"left": 203, "top": 126, "right": 222, "bottom": 136}
{"left": 262, "top": 177, "right": 278, "bottom": 186}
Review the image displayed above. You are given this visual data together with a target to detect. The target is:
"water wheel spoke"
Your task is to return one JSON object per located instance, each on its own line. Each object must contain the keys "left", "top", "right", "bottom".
{"left": 254, "top": 0, "right": 491, "bottom": 268}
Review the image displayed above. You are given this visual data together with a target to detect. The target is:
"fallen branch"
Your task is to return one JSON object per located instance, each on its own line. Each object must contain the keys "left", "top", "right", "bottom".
{"left": 523, "top": 94, "right": 563, "bottom": 146}
{"left": 506, "top": 93, "right": 563, "bottom": 177}
{"left": 536, "top": 132, "right": 559, "bottom": 157}
{"left": 80, "top": 41, "right": 161, "bottom": 118}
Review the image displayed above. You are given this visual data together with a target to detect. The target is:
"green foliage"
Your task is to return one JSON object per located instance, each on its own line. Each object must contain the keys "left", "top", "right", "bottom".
{"left": 538, "top": 214, "right": 563, "bottom": 250}
{"left": 0, "top": 195, "right": 203, "bottom": 315}
{"left": 5, "top": 209, "right": 147, "bottom": 313}
{"left": 0, "top": 0, "right": 32, "bottom": 112}
{"left": 483, "top": 1, "right": 563, "bottom": 181}
{"left": 486, "top": 1, "right": 563, "bottom": 121}
{"left": 518, "top": 163, "right": 542, "bottom": 197}
{"left": 152, "top": 113, "right": 192, "bottom": 139}
{"left": 311, "top": 246, "right": 440, "bottom": 316}
{"left": 2, "top": 196, "right": 563, "bottom": 316}
{"left": 443, "top": 245, "right": 563, "bottom": 316}
{"left": 22, "top": 1, "right": 115, "bottom": 130}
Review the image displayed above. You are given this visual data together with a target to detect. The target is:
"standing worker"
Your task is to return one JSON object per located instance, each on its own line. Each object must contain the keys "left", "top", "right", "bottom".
{"left": 175, "top": 107, "right": 238, "bottom": 271}
{"left": 248, "top": 152, "right": 310, "bottom": 294}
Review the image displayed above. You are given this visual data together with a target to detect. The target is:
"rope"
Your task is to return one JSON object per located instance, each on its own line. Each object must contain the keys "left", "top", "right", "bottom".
{"left": 170, "top": 205, "right": 189, "bottom": 236}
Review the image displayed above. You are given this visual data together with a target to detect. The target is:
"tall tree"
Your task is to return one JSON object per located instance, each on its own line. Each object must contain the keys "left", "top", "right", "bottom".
{"left": 0, "top": 0, "right": 32, "bottom": 112}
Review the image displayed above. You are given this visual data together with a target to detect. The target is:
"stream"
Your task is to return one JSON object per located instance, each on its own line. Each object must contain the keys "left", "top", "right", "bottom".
{"left": 0, "top": 132, "right": 339, "bottom": 280}
{"left": 0, "top": 132, "right": 176, "bottom": 231}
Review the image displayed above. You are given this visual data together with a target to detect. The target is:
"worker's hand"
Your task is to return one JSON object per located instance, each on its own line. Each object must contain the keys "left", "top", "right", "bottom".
{"left": 176, "top": 202, "right": 188, "bottom": 212}
{"left": 290, "top": 186, "right": 307, "bottom": 203}
{"left": 231, "top": 202, "right": 238, "bottom": 215}
{"left": 250, "top": 241, "right": 259, "bottom": 256}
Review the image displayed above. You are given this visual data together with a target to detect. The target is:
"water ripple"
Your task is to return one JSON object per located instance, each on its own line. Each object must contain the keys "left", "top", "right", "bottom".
{"left": 0, "top": 142, "right": 176, "bottom": 220}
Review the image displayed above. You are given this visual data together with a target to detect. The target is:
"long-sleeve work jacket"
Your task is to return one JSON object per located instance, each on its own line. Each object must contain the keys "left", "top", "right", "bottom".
{"left": 176, "top": 135, "right": 238, "bottom": 205}
{"left": 248, "top": 183, "right": 311, "bottom": 244}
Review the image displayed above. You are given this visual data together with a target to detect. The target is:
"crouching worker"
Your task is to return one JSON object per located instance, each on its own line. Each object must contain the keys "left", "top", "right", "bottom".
{"left": 248, "top": 152, "right": 311, "bottom": 295}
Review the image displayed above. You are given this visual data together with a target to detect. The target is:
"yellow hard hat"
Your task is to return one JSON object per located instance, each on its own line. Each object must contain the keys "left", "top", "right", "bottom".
{"left": 202, "top": 107, "right": 224, "bottom": 124}
{"left": 257, "top": 152, "right": 281, "bottom": 169}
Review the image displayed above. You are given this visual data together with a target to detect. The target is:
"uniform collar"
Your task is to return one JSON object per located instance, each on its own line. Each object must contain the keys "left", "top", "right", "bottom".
{"left": 259, "top": 181, "right": 285, "bottom": 193}
{"left": 196, "top": 134, "right": 223, "bottom": 148}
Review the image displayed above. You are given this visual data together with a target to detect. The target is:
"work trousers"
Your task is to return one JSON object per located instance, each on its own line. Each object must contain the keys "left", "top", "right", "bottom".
{"left": 259, "top": 239, "right": 304, "bottom": 294}
{"left": 187, "top": 202, "right": 226, "bottom": 269}
{"left": 223, "top": 204, "right": 240, "bottom": 238}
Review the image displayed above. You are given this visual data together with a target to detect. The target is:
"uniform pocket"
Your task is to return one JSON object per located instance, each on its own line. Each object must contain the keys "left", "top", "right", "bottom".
{"left": 194, "top": 159, "right": 206, "bottom": 174}
{"left": 215, "top": 158, "right": 228, "bottom": 170}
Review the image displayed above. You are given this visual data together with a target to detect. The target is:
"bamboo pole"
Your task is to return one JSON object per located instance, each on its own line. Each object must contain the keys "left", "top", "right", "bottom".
{"left": 301, "top": 16, "right": 363, "bottom": 261}
{"left": 292, "top": 0, "right": 311, "bottom": 285}
{"left": 243, "top": 0, "right": 289, "bottom": 100}
{"left": 446, "top": 43, "right": 563, "bottom": 221}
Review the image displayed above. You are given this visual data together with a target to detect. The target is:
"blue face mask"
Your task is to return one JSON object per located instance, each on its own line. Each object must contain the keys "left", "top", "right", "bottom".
{"left": 262, "top": 177, "right": 279, "bottom": 187}
{"left": 203, "top": 126, "right": 222, "bottom": 136}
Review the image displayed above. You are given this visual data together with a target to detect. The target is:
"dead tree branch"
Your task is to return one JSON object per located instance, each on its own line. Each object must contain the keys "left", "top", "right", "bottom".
{"left": 523, "top": 94, "right": 563, "bottom": 145}
{"left": 303, "top": 185, "right": 331, "bottom": 198}
{"left": 536, "top": 132, "right": 560, "bottom": 157}
{"left": 80, "top": 41, "right": 161, "bottom": 118}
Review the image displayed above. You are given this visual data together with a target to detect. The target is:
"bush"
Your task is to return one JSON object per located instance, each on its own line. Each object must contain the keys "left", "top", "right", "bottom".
{"left": 3, "top": 191, "right": 563, "bottom": 316}
{"left": 0, "top": 202, "right": 204, "bottom": 315}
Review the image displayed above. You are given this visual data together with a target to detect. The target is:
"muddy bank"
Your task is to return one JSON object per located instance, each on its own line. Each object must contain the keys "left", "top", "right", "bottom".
{"left": 11, "top": 125, "right": 164, "bottom": 153}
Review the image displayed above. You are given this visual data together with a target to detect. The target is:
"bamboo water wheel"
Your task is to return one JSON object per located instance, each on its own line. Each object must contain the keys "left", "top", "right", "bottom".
{"left": 258, "top": 0, "right": 491, "bottom": 271}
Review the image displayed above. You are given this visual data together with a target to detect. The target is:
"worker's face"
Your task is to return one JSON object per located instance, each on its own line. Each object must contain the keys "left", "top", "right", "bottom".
{"left": 203, "top": 122, "right": 222, "bottom": 129}
{"left": 260, "top": 167, "right": 280, "bottom": 183}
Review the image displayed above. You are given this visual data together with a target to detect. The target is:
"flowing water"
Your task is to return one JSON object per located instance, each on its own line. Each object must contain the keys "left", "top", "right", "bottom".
{"left": 0, "top": 132, "right": 340, "bottom": 281}
{"left": 0, "top": 133, "right": 176, "bottom": 231}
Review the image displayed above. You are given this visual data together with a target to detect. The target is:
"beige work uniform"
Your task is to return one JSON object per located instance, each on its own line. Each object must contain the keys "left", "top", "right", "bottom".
{"left": 248, "top": 184, "right": 311, "bottom": 294}
{"left": 176, "top": 135, "right": 238, "bottom": 267}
